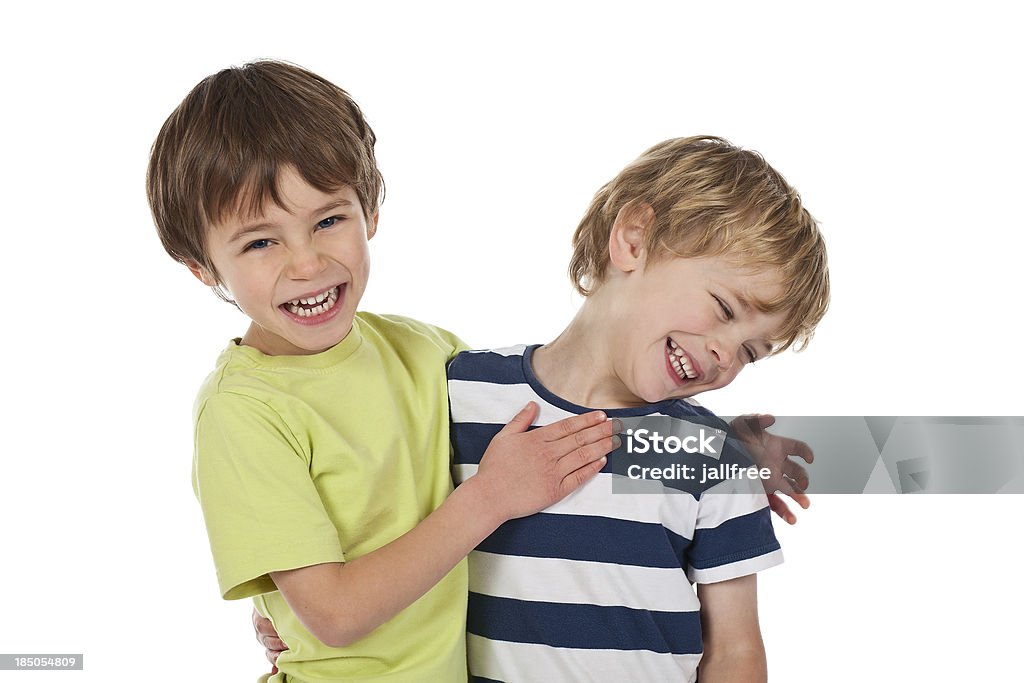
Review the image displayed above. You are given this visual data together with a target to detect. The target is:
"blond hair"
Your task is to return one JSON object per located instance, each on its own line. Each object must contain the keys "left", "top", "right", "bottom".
{"left": 569, "top": 136, "right": 829, "bottom": 352}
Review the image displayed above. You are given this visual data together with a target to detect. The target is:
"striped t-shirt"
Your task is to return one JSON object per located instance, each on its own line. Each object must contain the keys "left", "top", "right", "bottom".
{"left": 448, "top": 345, "right": 783, "bottom": 683}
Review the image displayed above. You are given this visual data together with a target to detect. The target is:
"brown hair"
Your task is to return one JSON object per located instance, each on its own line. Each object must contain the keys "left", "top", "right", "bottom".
{"left": 146, "top": 59, "right": 383, "bottom": 283}
{"left": 569, "top": 136, "right": 829, "bottom": 353}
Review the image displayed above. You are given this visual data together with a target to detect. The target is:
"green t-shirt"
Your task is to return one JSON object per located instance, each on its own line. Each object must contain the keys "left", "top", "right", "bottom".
{"left": 193, "top": 312, "right": 468, "bottom": 682}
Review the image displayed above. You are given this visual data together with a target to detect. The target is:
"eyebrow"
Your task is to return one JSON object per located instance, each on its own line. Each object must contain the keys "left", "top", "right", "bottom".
{"left": 228, "top": 222, "right": 274, "bottom": 244}
{"left": 227, "top": 199, "right": 355, "bottom": 244}
{"left": 730, "top": 290, "right": 759, "bottom": 315}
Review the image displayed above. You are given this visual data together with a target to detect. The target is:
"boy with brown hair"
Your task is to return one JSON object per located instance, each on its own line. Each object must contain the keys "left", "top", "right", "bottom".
{"left": 147, "top": 60, "right": 618, "bottom": 682}
{"left": 442, "top": 136, "right": 829, "bottom": 681}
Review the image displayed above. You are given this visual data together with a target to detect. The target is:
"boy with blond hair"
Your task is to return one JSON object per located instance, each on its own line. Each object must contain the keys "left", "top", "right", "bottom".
{"left": 147, "top": 60, "right": 618, "bottom": 682}
{"left": 444, "top": 136, "right": 829, "bottom": 682}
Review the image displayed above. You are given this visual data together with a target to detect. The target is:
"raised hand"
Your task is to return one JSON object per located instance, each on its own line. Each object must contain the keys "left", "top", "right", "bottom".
{"left": 730, "top": 414, "right": 813, "bottom": 525}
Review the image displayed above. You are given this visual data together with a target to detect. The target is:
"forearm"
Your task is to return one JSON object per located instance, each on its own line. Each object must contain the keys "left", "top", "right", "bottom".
{"left": 273, "top": 476, "right": 502, "bottom": 647}
{"left": 698, "top": 644, "right": 767, "bottom": 683}
{"left": 696, "top": 574, "right": 767, "bottom": 683}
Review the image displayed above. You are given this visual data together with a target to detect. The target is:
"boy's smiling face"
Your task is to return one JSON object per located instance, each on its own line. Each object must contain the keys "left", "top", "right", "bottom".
{"left": 189, "top": 166, "right": 376, "bottom": 356}
{"left": 610, "top": 256, "right": 787, "bottom": 403}
{"left": 593, "top": 202, "right": 788, "bottom": 405}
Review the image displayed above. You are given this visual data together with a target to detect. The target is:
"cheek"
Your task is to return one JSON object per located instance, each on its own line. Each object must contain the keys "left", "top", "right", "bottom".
{"left": 716, "top": 364, "right": 745, "bottom": 388}
{"left": 334, "top": 234, "right": 372, "bottom": 272}
{"left": 358, "top": 243, "right": 372, "bottom": 273}
{"left": 693, "top": 307, "right": 722, "bottom": 329}
{"left": 221, "top": 267, "right": 275, "bottom": 308}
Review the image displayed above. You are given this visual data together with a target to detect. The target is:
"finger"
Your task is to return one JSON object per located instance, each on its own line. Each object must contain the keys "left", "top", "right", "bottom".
{"left": 773, "top": 475, "right": 799, "bottom": 499}
{"left": 783, "top": 461, "right": 810, "bottom": 491}
{"left": 742, "top": 413, "right": 776, "bottom": 431}
{"left": 496, "top": 402, "right": 540, "bottom": 435}
{"left": 776, "top": 477, "right": 811, "bottom": 509}
{"left": 554, "top": 418, "right": 621, "bottom": 452}
{"left": 271, "top": 664, "right": 278, "bottom": 675}
{"left": 537, "top": 410, "right": 609, "bottom": 441}
{"left": 557, "top": 435, "right": 618, "bottom": 476}
{"left": 767, "top": 493, "right": 797, "bottom": 525}
{"left": 266, "top": 637, "right": 287, "bottom": 653}
{"left": 559, "top": 453, "right": 608, "bottom": 495}
{"left": 789, "top": 490, "right": 811, "bottom": 509}
{"left": 785, "top": 438, "right": 814, "bottom": 464}
{"left": 735, "top": 414, "right": 777, "bottom": 447}
{"left": 254, "top": 614, "right": 277, "bottom": 638}
{"left": 732, "top": 414, "right": 762, "bottom": 438}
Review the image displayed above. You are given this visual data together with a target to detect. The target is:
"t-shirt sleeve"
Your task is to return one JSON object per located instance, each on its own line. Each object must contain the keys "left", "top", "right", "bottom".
{"left": 376, "top": 314, "right": 469, "bottom": 361}
{"left": 684, "top": 475, "right": 783, "bottom": 584}
{"left": 193, "top": 392, "right": 345, "bottom": 600}
{"left": 431, "top": 326, "right": 470, "bottom": 360}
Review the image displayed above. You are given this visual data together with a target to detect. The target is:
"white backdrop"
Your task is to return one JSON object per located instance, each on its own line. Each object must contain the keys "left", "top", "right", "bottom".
{"left": 2, "top": 1, "right": 1021, "bottom": 681}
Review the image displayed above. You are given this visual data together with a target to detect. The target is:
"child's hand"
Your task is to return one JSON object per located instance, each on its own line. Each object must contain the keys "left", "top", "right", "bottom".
{"left": 253, "top": 608, "right": 287, "bottom": 675}
{"left": 475, "top": 402, "right": 620, "bottom": 521}
{"left": 729, "top": 413, "right": 813, "bottom": 525}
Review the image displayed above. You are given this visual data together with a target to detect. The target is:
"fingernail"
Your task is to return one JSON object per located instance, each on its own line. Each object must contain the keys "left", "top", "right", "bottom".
{"left": 611, "top": 418, "right": 623, "bottom": 433}
{"left": 611, "top": 435, "right": 622, "bottom": 449}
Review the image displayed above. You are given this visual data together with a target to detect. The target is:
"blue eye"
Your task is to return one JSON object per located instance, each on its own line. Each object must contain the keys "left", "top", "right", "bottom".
{"left": 317, "top": 216, "right": 340, "bottom": 229}
{"left": 245, "top": 239, "right": 271, "bottom": 251}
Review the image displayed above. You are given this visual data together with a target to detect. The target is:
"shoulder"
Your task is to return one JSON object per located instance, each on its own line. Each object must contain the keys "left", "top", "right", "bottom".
{"left": 447, "top": 344, "right": 531, "bottom": 383}
{"left": 191, "top": 342, "right": 298, "bottom": 429}
{"left": 193, "top": 342, "right": 254, "bottom": 418}
{"left": 193, "top": 379, "right": 291, "bottom": 440}
{"left": 662, "top": 396, "right": 718, "bottom": 420}
{"left": 357, "top": 311, "right": 468, "bottom": 359}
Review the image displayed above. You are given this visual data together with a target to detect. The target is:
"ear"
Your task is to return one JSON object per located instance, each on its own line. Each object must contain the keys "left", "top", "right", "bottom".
{"left": 186, "top": 260, "right": 218, "bottom": 287}
{"left": 608, "top": 200, "right": 655, "bottom": 274}
{"left": 367, "top": 211, "right": 379, "bottom": 240}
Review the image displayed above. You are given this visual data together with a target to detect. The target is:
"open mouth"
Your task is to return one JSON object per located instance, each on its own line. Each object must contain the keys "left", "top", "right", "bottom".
{"left": 281, "top": 285, "right": 341, "bottom": 319}
{"left": 666, "top": 338, "right": 697, "bottom": 383}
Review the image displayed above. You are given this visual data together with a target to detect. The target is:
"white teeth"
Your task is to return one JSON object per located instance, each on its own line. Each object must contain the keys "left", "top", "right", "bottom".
{"left": 285, "top": 286, "right": 339, "bottom": 317}
{"left": 667, "top": 339, "right": 697, "bottom": 380}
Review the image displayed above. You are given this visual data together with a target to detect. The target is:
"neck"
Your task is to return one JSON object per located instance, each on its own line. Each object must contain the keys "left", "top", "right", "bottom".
{"left": 532, "top": 295, "right": 643, "bottom": 409}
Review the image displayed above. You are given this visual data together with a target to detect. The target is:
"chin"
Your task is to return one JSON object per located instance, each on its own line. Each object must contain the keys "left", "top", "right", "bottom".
{"left": 633, "top": 385, "right": 669, "bottom": 404}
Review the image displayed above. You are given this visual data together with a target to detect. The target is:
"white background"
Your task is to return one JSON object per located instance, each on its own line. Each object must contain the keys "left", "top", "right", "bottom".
{"left": 2, "top": 1, "right": 1021, "bottom": 680}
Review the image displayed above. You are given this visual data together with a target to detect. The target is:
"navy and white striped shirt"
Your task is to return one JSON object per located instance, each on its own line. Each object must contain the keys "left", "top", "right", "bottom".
{"left": 449, "top": 345, "right": 782, "bottom": 683}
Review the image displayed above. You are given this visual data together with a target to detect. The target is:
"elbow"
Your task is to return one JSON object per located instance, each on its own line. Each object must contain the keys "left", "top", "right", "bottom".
{"left": 319, "top": 629, "right": 366, "bottom": 650}
{"left": 307, "top": 617, "right": 375, "bottom": 649}
{"left": 271, "top": 564, "right": 382, "bottom": 648}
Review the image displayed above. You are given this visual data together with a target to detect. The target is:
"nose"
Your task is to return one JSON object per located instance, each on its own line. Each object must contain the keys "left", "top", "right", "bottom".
{"left": 707, "top": 338, "right": 736, "bottom": 370}
{"left": 285, "top": 241, "right": 327, "bottom": 280}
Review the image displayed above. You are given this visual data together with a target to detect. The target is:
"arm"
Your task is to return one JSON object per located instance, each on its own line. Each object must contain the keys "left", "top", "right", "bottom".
{"left": 730, "top": 413, "right": 813, "bottom": 524}
{"left": 272, "top": 402, "right": 617, "bottom": 648}
{"left": 696, "top": 574, "right": 767, "bottom": 683}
